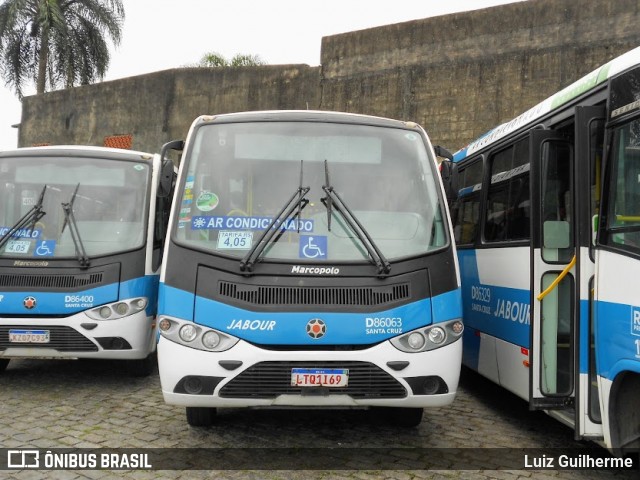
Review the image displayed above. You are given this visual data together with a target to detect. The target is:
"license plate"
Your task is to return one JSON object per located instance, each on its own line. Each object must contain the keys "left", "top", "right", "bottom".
{"left": 9, "top": 329, "right": 50, "bottom": 343}
{"left": 291, "top": 368, "right": 349, "bottom": 387}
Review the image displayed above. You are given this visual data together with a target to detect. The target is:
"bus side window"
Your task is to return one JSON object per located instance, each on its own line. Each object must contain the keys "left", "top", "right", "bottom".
{"left": 484, "top": 138, "right": 530, "bottom": 243}
{"left": 452, "top": 159, "right": 483, "bottom": 245}
{"left": 605, "top": 120, "right": 640, "bottom": 251}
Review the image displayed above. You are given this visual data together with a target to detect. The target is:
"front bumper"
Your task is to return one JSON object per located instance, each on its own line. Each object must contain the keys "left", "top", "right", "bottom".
{"left": 0, "top": 309, "right": 156, "bottom": 360}
{"left": 158, "top": 335, "right": 461, "bottom": 408}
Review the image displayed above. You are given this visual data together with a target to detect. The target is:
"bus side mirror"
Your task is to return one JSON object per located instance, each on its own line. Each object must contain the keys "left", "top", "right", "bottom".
{"left": 158, "top": 140, "right": 184, "bottom": 198}
{"left": 439, "top": 159, "right": 457, "bottom": 203}
{"left": 434, "top": 145, "right": 453, "bottom": 161}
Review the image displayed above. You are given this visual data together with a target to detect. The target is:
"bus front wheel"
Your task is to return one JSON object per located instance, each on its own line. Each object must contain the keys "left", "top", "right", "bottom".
{"left": 186, "top": 407, "right": 217, "bottom": 427}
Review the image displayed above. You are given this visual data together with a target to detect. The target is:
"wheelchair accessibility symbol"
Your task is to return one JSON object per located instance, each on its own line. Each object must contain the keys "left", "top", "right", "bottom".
{"left": 34, "top": 240, "right": 56, "bottom": 257}
{"left": 299, "top": 235, "right": 327, "bottom": 259}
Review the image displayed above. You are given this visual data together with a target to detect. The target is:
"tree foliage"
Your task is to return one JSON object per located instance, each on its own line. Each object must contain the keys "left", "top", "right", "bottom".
{"left": 196, "top": 51, "right": 266, "bottom": 68}
{"left": 0, "top": 0, "right": 125, "bottom": 97}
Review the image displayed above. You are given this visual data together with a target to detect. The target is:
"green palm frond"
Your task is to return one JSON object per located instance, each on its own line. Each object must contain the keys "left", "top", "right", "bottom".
{"left": 0, "top": 0, "right": 124, "bottom": 97}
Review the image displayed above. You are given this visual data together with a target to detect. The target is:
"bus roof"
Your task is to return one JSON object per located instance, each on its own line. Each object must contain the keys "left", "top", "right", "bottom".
{"left": 0, "top": 145, "right": 155, "bottom": 162}
{"left": 189, "top": 109, "right": 421, "bottom": 131}
{"left": 453, "top": 46, "right": 640, "bottom": 163}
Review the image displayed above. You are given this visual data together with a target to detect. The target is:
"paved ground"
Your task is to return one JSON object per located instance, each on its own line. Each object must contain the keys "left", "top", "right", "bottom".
{"left": 0, "top": 358, "right": 636, "bottom": 479}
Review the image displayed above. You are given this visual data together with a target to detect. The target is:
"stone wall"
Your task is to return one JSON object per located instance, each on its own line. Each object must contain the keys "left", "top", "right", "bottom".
{"left": 18, "top": 0, "right": 640, "bottom": 153}
{"left": 19, "top": 65, "right": 320, "bottom": 152}
{"left": 318, "top": 0, "right": 640, "bottom": 148}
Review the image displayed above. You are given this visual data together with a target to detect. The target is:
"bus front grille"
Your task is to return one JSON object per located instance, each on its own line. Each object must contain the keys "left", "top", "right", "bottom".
{"left": 0, "top": 273, "right": 103, "bottom": 289}
{"left": 0, "top": 325, "right": 98, "bottom": 352}
{"left": 219, "top": 361, "right": 407, "bottom": 399}
{"left": 218, "top": 282, "right": 410, "bottom": 307}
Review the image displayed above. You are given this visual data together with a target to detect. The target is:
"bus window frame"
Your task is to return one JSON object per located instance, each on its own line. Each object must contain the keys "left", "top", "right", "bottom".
{"left": 481, "top": 136, "right": 531, "bottom": 246}
{"left": 599, "top": 112, "right": 640, "bottom": 259}
{"left": 452, "top": 155, "right": 485, "bottom": 247}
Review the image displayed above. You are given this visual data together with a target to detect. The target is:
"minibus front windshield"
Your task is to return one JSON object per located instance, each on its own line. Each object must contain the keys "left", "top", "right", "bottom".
{"left": 174, "top": 121, "right": 447, "bottom": 264}
{"left": 0, "top": 155, "right": 150, "bottom": 260}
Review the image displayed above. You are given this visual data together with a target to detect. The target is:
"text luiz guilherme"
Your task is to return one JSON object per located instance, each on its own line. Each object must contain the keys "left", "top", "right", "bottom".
{"left": 524, "top": 453, "right": 634, "bottom": 469}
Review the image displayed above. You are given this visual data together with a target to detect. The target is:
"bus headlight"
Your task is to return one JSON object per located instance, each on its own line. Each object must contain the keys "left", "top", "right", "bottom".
{"left": 134, "top": 298, "right": 147, "bottom": 310}
{"left": 407, "top": 332, "right": 426, "bottom": 350}
{"left": 158, "top": 317, "right": 239, "bottom": 352}
{"left": 202, "top": 331, "right": 221, "bottom": 350}
{"left": 158, "top": 318, "right": 172, "bottom": 332}
{"left": 428, "top": 327, "right": 446, "bottom": 345}
{"left": 390, "top": 319, "right": 464, "bottom": 353}
{"left": 179, "top": 324, "right": 198, "bottom": 342}
{"left": 114, "top": 302, "right": 129, "bottom": 316}
{"left": 451, "top": 320, "right": 464, "bottom": 335}
{"left": 86, "top": 297, "right": 148, "bottom": 321}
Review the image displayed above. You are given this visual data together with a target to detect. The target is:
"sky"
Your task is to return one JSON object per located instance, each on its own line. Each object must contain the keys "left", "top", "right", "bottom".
{"left": 0, "top": 0, "right": 525, "bottom": 150}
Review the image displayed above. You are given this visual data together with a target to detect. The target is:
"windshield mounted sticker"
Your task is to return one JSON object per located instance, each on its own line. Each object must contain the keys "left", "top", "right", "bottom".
{"left": 218, "top": 231, "right": 252, "bottom": 250}
{"left": 196, "top": 191, "right": 219, "bottom": 212}
{"left": 178, "top": 176, "right": 195, "bottom": 229}
{"left": 405, "top": 133, "right": 418, "bottom": 141}
{"left": 192, "top": 216, "right": 314, "bottom": 233}
{"left": 0, "top": 227, "right": 41, "bottom": 239}
{"left": 33, "top": 240, "right": 56, "bottom": 257}
{"left": 1, "top": 226, "right": 41, "bottom": 255}
{"left": 5, "top": 239, "right": 31, "bottom": 254}
{"left": 299, "top": 235, "right": 327, "bottom": 259}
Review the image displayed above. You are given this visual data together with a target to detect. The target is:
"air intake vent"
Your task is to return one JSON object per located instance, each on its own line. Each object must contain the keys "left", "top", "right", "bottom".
{"left": 219, "top": 361, "right": 407, "bottom": 399}
{"left": 219, "top": 282, "right": 410, "bottom": 307}
{"left": 0, "top": 273, "right": 103, "bottom": 289}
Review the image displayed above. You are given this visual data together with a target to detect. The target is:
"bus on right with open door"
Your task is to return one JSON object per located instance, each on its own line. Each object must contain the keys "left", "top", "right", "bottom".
{"left": 446, "top": 46, "right": 640, "bottom": 454}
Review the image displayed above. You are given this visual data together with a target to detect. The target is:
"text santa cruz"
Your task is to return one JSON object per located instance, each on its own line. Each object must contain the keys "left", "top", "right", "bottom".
{"left": 470, "top": 286, "right": 530, "bottom": 324}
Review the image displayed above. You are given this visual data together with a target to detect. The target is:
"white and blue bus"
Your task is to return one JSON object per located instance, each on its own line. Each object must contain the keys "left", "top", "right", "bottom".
{"left": 0, "top": 146, "right": 175, "bottom": 376}
{"left": 447, "top": 46, "right": 640, "bottom": 453}
{"left": 157, "top": 110, "right": 463, "bottom": 427}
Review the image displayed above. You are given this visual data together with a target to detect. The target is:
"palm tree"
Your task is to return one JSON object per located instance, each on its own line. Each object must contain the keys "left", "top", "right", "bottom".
{"left": 0, "top": 0, "right": 124, "bottom": 97}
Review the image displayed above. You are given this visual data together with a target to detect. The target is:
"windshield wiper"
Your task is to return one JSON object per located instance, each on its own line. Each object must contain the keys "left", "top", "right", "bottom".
{"left": 0, "top": 185, "right": 47, "bottom": 253}
{"left": 61, "top": 183, "right": 90, "bottom": 268}
{"left": 240, "top": 161, "right": 310, "bottom": 273}
{"left": 321, "top": 160, "right": 391, "bottom": 276}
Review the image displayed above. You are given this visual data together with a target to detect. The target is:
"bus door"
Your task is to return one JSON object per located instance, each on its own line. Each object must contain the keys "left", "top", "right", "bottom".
{"left": 529, "top": 130, "right": 576, "bottom": 411}
{"left": 574, "top": 106, "right": 606, "bottom": 440}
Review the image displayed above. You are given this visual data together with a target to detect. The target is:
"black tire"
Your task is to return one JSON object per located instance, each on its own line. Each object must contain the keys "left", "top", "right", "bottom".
{"left": 0, "top": 358, "right": 9, "bottom": 373}
{"left": 127, "top": 353, "right": 156, "bottom": 377}
{"left": 186, "top": 407, "right": 217, "bottom": 427}
{"left": 372, "top": 407, "right": 423, "bottom": 427}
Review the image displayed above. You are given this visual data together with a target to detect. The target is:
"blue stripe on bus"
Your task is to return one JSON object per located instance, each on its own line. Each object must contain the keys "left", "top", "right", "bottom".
{"left": 453, "top": 148, "right": 468, "bottom": 163}
{"left": 158, "top": 283, "right": 195, "bottom": 320}
{"left": 194, "top": 296, "right": 432, "bottom": 344}
{"left": 595, "top": 300, "right": 640, "bottom": 381}
{"left": 120, "top": 275, "right": 160, "bottom": 316}
{"left": 158, "top": 284, "right": 462, "bottom": 345}
{"left": 0, "top": 275, "right": 157, "bottom": 316}
{"left": 457, "top": 249, "right": 530, "bottom": 348}
{"left": 0, "top": 284, "right": 118, "bottom": 315}
{"left": 578, "top": 299, "right": 590, "bottom": 375}
{"left": 432, "top": 287, "right": 462, "bottom": 322}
